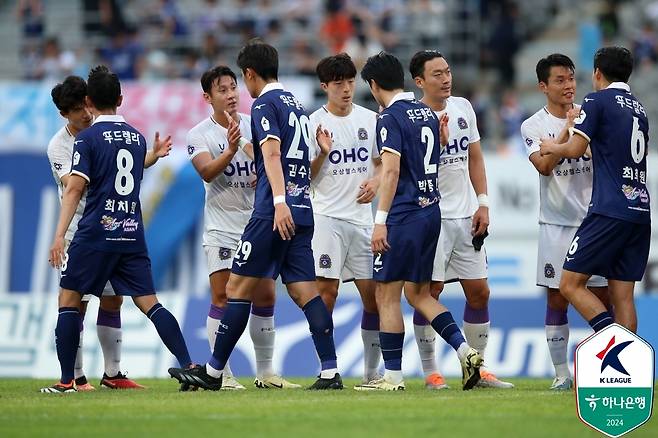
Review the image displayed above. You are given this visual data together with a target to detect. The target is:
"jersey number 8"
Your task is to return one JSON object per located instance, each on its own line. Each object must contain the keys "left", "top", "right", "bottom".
{"left": 115, "top": 149, "right": 135, "bottom": 195}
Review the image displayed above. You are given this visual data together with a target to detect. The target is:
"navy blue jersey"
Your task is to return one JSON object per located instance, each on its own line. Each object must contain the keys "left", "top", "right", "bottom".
{"left": 376, "top": 92, "right": 441, "bottom": 224}
{"left": 573, "top": 83, "right": 650, "bottom": 224}
{"left": 71, "top": 115, "right": 147, "bottom": 252}
{"left": 250, "top": 83, "right": 313, "bottom": 226}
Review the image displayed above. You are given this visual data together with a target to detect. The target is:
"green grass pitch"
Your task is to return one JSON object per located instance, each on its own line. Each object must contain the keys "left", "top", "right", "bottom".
{"left": 0, "top": 378, "right": 655, "bottom": 437}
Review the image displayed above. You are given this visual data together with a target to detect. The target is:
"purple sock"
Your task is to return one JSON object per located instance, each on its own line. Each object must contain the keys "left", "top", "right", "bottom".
{"left": 97, "top": 308, "right": 121, "bottom": 328}
{"left": 361, "top": 310, "right": 379, "bottom": 330}
{"left": 251, "top": 305, "right": 274, "bottom": 317}
{"left": 464, "top": 303, "right": 489, "bottom": 324}
{"left": 545, "top": 306, "right": 568, "bottom": 326}
{"left": 413, "top": 309, "right": 429, "bottom": 326}
{"left": 208, "top": 303, "right": 225, "bottom": 320}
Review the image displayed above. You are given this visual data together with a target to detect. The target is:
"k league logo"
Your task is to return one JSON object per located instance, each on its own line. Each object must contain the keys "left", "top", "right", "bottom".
{"left": 575, "top": 324, "right": 655, "bottom": 437}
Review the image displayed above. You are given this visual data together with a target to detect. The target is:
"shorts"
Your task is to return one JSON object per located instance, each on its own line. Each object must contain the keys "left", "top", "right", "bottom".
{"left": 312, "top": 214, "right": 373, "bottom": 281}
{"left": 563, "top": 214, "right": 651, "bottom": 281}
{"left": 432, "top": 217, "right": 488, "bottom": 282}
{"left": 63, "top": 239, "right": 115, "bottom": 301}
{"left": 537, "top": 223, "right": 607, "bottom": 289}
{"left": 373, "top": 208, "right": 441, "bottom": 283}
{"left": 204, "top": 245, "right": 238, "bottom": 275}
{"left": 60, "top": 241, "right": 155, "bottom": 297}
{"left": 231, "top": 217, "right": 315, "bottom": 284}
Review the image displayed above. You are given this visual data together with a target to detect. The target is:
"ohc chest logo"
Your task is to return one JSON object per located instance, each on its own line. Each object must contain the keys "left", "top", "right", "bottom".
{"left": 575, "top": 323, "right": 654, "bottom": 437}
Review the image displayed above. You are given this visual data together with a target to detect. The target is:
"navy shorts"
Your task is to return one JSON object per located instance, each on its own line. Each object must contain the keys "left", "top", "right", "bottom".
{"left": 231, "top": 217, "right": 316, "bottom": 284}
{"left": 60, "top": 241, "right": 155, "bottom": 296}
{"left": 373, "top": 208, "right": 441, "bottom": 283}
{"left": 563, "top": 213, "right": 651, "bottom": 281}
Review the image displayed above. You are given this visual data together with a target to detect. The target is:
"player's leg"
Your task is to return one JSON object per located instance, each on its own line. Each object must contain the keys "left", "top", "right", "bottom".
{"left": 414, "top": 281, "right": 444, "bottom": 389}
{"left": 354, "top": 278, "right": 381, "bottom": 382}
{"left": 72, "top": 297, "right": 92, "bottom": 390}
{"left": 316, "top": 278, "right": 340, "bottom": 313}
{"left": 312, "top": 215, "right": 346, "bottom": 313}
{"left": 607, "top": 280, "right": 637, "bottom": 332}
{"left": 545, "top": 287, "right": 572, "bottom": 389}
{"left": 560, "top": 270, "right": 611, "bottom": 331}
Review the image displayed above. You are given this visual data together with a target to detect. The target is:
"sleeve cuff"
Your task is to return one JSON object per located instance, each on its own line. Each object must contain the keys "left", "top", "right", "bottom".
{"left": 70, "top": 170, "right": 90, "bottom": 182}
{"left": 571, "top": 128, "right": 591, "bottom": 143}
{"left": 525, "top": 144, "right": 540, "bottom": 158}
{"left": 381, "top": 147, "right": 401, "bottom": 157}
{"left": 259, "top": 134, "right": 281, "bottom": 146}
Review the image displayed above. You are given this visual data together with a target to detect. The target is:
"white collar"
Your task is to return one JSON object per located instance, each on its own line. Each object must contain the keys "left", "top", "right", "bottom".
{"left": 386, "top": 91, "right": 415, "bottom": 108}
{"left": 92, "top": 114, "right": 126, "bottom": 125}
{"left": 606, "top": 82, "right": 630, "bottom": 92}
{"left": 259, "top": 82, "right": 284, "bottom": 97}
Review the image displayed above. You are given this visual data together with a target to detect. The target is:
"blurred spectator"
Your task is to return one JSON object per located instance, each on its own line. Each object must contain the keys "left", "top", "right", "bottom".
{"left": 598, "top": 0, "right": 620, "bottom": 41}
{"left": 633, "top": 22, "right": 658, "bottom": 68}
{"left": 290, "top": 40, "right": 318, "bottom": 76}
{"left": 321, "top": 1, "right": 355, "bottom": 53}
{"left": 343, "top": 30, "right": 383, "bottom": 70}
{"left": 409, "top": 0, "right": 447, "bottom": 48}
{"left": 40, "top": 37, "right": 77, "bottom": 82}
{"left": 498, "top": 89, "right": 527, "bottom": 155}
{"left": 180, "top": 49, "right": 206, "bottom": 79}
{"left": 83, "top": 0, "right": 129, "bottom": 36}
{"left": 143, "top": 49, "right": 176, "bottom": 79}
{"left": 199, "top": 33, "right": 225, "bottom": 68}
{"left": 194, "top": 0, "right": 223, "bottom": 37}
{"left": 15, "top": 0, "right": 44, "bottom": 41}
{"left": 487, "top": 1, "right": 520, "bottom": 86}
{"left": 98, "top": 28, "right": 145, "bottom": 80}
{"left": 21, "top": 41, "right": 42, "bottom": 80}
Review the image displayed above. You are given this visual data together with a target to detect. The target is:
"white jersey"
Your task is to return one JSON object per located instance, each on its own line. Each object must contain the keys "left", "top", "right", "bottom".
{"left": 520, "top": 105, "right": 592, "bottom": 227}
{"left": 187, "top": 114, "right": 255, "bottom": 247}
{"left": 434, "top": 96, "right": 480, "bottom": 219}
{"left": 47, "top": 125, "right": 87, "bottom": 241}
{"left": 309, "top": 104, "right": 379, "bottom": 227}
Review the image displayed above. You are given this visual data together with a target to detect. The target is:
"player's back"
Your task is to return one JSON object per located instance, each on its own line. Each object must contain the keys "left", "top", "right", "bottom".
{"left": 377, "top": 93, "right": 440, "bottom": 223}
{"left": 71, "top": 115, "right": 147, "bottom": 252}
{"left": 573, "top": 85, "right": 650, "bottom": 224}
{"left": 250, "top": 84, "right": 313, "bottom": 226}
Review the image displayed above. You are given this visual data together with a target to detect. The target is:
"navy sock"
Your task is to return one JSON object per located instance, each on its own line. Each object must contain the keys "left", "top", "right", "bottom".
{"left": 379, "top": 332, "right": 404, "bottom": 370}
{"left": 147, "top": 303, "right": 192, "bottom": 368}
{"left": 431, "top": 311, "right": 466, "bottom": 352}
{"left": 302, "top": 296, "right": 337, "bottom": 370}
{"left": 208, "top": 298, "right": 251, "bottom": 371}
{"left": 55, "top": 307, "right": 80, "bottom": 384}
{"left": 589, "top": 311, "right": 614, "bottom": 332}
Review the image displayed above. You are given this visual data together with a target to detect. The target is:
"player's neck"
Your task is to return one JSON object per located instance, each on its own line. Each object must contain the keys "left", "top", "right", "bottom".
{"left": 545, "top": 101, "right": 571, "bottom": 119}
{"left": 254, "top": 79, "right": 278, "bottom": 98}
{"left": 325, "top": 101, "right": 352, "bottom": 117}
{"left": 380, "top": 89, "right": 405, "bottom": 108}
{"left": 213, "top": 110, "right": 238, "bottom": 128}
{"left": 66, "top": 122, "right": 83, "bottom": 137}
{"left": 420, "top": 95, "right": 447, "bottom": 112}
{"left": 93, "top": 109, "right": 117, "bottom": 117}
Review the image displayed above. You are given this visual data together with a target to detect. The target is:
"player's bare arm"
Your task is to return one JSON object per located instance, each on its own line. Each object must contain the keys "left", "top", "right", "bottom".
{"left": 356, "top": 157, "right": 381, "bottom": 204}
{"left": 438, "top": 113, "right": 449, "bottom": 147}
{"left": 540, "top": 131, "right": 589, "bottom": 159}
{"left": 310, "top": 124, "right": 332, "bottom": 180}
{"left": 144, "top": 132, "right": 173, "bottom": 168}
{"left": 49, "top": 174, "right": 86, "bottom": 269}
{"left": 262, "top": 137, "right": 295, "bottom": 240}
{"left": 192, "top": 123, "right": 241, "bottom": 183}
{"left": 467, "top": 140, "right": 489, "bottom": 236}
{"left": 371, "top": 151, "right": 399, "bottom": 254}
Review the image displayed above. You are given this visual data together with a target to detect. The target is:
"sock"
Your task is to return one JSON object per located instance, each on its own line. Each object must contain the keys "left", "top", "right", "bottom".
{"left": 208, "top": 298, "right": 251, "bottom": 373}
{"left": 545, "top": 307, "right": 570, "bottom": 377}
{"left": 380, "top": 332, "right": 404, "bottom": 384}
{"left": 206, "top": 304, "right": 235, "bottom": 378}
{"left": 97, "top": 308, "right": 122, "bottom": 377}
{"left": 588, "top": 311, "right": 613, "bottom": 332}
{"left": 55, "top": 307, "right": 81, "bottom": 384}
{"left": 431, "top": 311, "right": 468, "bottom": 359}
{"left": 361, "top": 310, "right": 381, "bottom": 380}
{"left": 146, "top": 303, "right": 191, "bottom": 368}
{"left": 74, "top": 315, "right": 85, "bottom": 379}
{"left": 413, "top": 310, "right": 438, "bottom": 377}
{"left": 463, "top": 303, "right": 490, "bottom": 357}
{"left": 302, "top": 296, "right": 338, "bottom": 378}
{"left": 249, "top": 305, "right": 275, "bottom": 378}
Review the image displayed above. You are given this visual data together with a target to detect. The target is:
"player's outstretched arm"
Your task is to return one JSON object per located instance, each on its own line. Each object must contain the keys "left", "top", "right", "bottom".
{"left": 145, "top": 132, "right": 173, "bottom": 168}
{"left": 371, "top": 151, "right": 399, "bottom": 253}
{"left": 467, "top": 140, "right": 489, "bottom": 236}
{"left": 357, "top": 157, "right": 382, "bottom": 204}
{"left": 540, "top": 133, "right": 589, "bottom": 160}
{"left": 310, "top": 124, "right": 332, "bottom": 181}
{"left": 49, "top": 175, "right": 86, "bottom": 269}
{"left": 262, "top": 137, "right": 295, "bottom": 240}
{"left": 522, "top": 123, "right": 562, "bottom": 176}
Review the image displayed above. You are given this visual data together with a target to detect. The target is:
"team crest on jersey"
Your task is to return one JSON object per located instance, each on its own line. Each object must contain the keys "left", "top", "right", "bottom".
{"left": 380, "top": 127, "right": 387, "bottom": 142}
{"left": 261, "top": 116, "right": 270, "bottom": 131}
{"left": 319, "top": 254, "right": 332, "bottom": 269}
{"left": 525, "top": 137, "right": 533, "bottom": 147}
{"left": 574, "top": 110, "right": 586, "bottom": 125}
{"left": 358, "top": 128, "right": 368, "bottom": 140}
{"left": 219, "top": 248, "right": 232, "bottom": 260}
{"left": 544, "top": 263, "right": 555, "bottom": 279}
{"left": 53, "top": 162, "right": 62, "bottom": 171}
{"left": 73, "top": 151, "right": 80, "bottom": 165}
{"left": 187, "top": 145, "right": 195, "bottom": 155}
{"left": 458, "top": 117, "right": 468, "bottom": 130}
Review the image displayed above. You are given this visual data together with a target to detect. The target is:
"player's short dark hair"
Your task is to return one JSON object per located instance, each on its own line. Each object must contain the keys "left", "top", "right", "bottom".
{"left": 409, "top": 50, "right": 445, "bottom": 79}
{"left": 51, "top": 75, "right": 87, "bottom": 113}
{"left": 594, "top": 46, "right": 634, "bottom": 83}
{"left": 316, "top": 53, "right": 357, "bottom": 83}
{"left": 87, "top": 65, "right": 121, "bottom": 110}
{"left": 237, "top": 39, "right": 278, "bottom": 81}
{"left": 535, "top": 53, "right": 575, "bottom": 84}
{"left": 200, "top": 66, "right": 237, "bottom": 93}
{"left": 360, "top": 51, "right": 404, "bottom": 91}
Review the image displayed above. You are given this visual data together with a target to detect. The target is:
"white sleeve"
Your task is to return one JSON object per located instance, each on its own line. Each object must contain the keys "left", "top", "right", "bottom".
{"left": 47, "top": 143, "right": 72, "bottom": 181}
{"left": 520, "top": 119, "right": 541, "bottom": 158}
{"left": 186, "top": 130, "right": 210, "bottom": 160}
{"left": 307, "top": 115, "right": 321, "bottom": 161}
{"left": 370, "top": 118, "right": 380, "bottom": 159}
{"left": 466, "top": 100, "right": 481, "bottom": 143}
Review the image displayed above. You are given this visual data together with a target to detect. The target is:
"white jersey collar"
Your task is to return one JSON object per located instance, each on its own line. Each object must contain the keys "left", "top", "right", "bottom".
{"left": 92, "top": 114, "right": 126, "bottom": 125}
{"left": 386, "top": 91, "right": 415, "bottom": 108}
{"left": 606, "top": 82, "right": 630, "bottom": 92}
{"left": 259, "top": 82, "right": 284, "bottom": 97}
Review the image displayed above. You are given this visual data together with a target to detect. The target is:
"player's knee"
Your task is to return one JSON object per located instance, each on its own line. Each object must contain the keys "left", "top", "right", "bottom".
{"left": 465, "top": 287, "right": 490, "bottom": 309}
{"left": 100, "top": 295, "right": 123, "bottom": 312}
{"left": 547, "top": 289, "right": 569, "bottom": 311}
{"left": 430, "top": 282, "right": 443, "bottom": 298}
{"left": 319, "top": 287, "right": 338, "bottom": 307}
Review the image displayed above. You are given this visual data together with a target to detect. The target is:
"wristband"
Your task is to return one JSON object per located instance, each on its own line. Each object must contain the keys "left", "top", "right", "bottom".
{"left": 273, "top": 195, "right": 286, "bottom": 205}
{"left": 238, "top": 137, "right": 250, "bottom": 150}
{"left": 477, "top": 193, "right": 489, "bottom": 208}
{"left": 374, "top": 210, "right": 388, "bottom": 225}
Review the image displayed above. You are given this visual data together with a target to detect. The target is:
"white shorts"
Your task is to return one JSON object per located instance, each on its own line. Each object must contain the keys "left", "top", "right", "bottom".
{"left": 312, "top": 214, "right": 373, "bottom": 281}
{"left": 537, "top": 223, "right": 608, "bottom": 289}
{"left": 63, "top": 240, "right": 115, "bottom": 302}
{"left": 204, "top": 243, "right": 238, "bottom": 275}
{"left": 432, "top": 217, "right": 487, "bottom": 282}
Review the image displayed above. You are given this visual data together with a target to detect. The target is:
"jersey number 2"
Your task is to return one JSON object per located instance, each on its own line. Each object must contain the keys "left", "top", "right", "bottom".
{"left": 421, "top": 126, "right": 437, "bottom": 174}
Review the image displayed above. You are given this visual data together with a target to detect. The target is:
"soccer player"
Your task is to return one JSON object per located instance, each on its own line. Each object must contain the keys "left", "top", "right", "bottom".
{"left": 187, "top": 65, "right": 298, "bottom": 389}
{"left": 521, "top": 53, "right": 610, "bottom": 390}
{"left": 169, "top": 41, "right": 341, "bottom": 390}
{"left": 540, "top": 46, "right": 649, "bottom": 334}
{"left": 354, "top": 51, "right": 483, "bottom": 391}
{"left": 47, "top": 75, "right": 171, "bottom": 390}
{"left": 408, "top": 50, "right": 513, "bottom": 390}
{"left": 308, "top": 53, "right": 382, "bottom": 384}
{"left": 41, "top": 65, "right": 192, "bottom": 393}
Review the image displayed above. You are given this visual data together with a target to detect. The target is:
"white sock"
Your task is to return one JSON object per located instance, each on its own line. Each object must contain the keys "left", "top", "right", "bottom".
{"left": 320, "top": 368, "right": 338, "bottom": 379}
{"left": 97, "top": 325, "right": 122, "bottom": 376}
{"left": 361, "top": 329, "right": 381, "bottom": 380}
{"left": 384, "top": 369, "right": 403, "bottom": 384}
{"left": 207, "top": 316, "right": 234, "bottom": 378}
{"left": 457, "top": 342, "right": 470, "bottom": 361}
{"left": 74, "top": 329, "right": 84, "bottom": 379}
{"left": 463, "top": 321, "right": 490, "bottom": 358}
{"left": 206, "top": 362, "right": 224, "bottom": 378}
{"left": 414, "top": 324, "right": 438, "bottom": 377}
{"left": 546, "top": 324, "right": 571, "bottom": 378}
{"left": 249, "top": 314, "right": 275, "bottom": 378}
